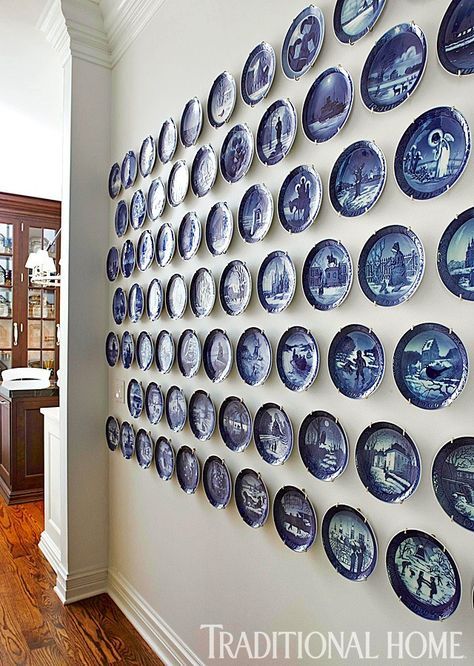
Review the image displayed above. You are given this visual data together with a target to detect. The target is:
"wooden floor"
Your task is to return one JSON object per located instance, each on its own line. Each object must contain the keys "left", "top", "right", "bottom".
{"left": 0, "top": 498, "right": 162, "bottom": 665}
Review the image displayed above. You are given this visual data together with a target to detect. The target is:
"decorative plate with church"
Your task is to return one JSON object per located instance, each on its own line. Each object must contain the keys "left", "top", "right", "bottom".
{"left": 189, "top": 390, "right": 216, "bottom": 441}
{"left": 358, "top": 225, "right": 425, "bottom": 307}
{"left": 108, "top": 162, "right": 121, "bottom": 199}
{"left": 139, "top": 134, "right": 156, "bottom": 178}
{"left": 333, "top": 0, "right": 386, "bottom": 45}
{"left": 145, "top": 381, "right": 164, "bottom": 426}
{"left": 120, "top": 150, "right": 137, "bottom": 189}
{"left": 176, "top": 445, "right": 200, "bottom": 494}
{"left": 238, "top": 184, "right": 274, "bottom": 243}
{"left": 106, "top": 415, "right": 120, "bottom": 451}
{"left": 130, "top": 189, "right": 147, "bottom": 230}
{"left": 302, "top": 66, "right": 353, "bottom": 144}
{"left": 432, "top": 437, "right": 474, "bottom": 532}
{"left": 191, "top": 144, "right": 217, "bottom": 198}
{"left": 278, "top": 164, "right": 323, "bottom": 233}
{"left": 105, "top": 331, "right": 119, "bottom": 367}
{"left": 146, "top": 278, "right": 163, "bottom": 321}
{"left": 393, "top": 323, "right": 468, "bottom": 410}
{"left": 155, "top": 223, "right": 176, "bottom": 267}
{"left": 136, "top": 230, "right": 154, "bottom": 272}
{"left": 114, "top": 199, "right": 128, "bottom": 238}
{"left": 167, "top": 160, "right": 189, "bottom": 207}
{"left": 236, "top": 327, "right": 272, "bottom": 387}
{"left": 179, "top": 97, "right": 202, "bottom": 148}
{"left": 254, "top": 403, "right": 293, "bottom": 465}
{"left": 112, "top": 287, "right": 127, "bottom": 325}
{"left": 155, "top": 437, "right": 175, "bottom": 481}
{"left": 203, "top": 329, "right": 233, "bottom": 383}
{"left": 120, "top": 239, "right": 135, "bottom": 279}
{"left": 121, "top": 330, "right": 135, "bottom": 369}
{"left": 355, "top": 422, "right": 421, "bottom": 503}
{"left": 437, "top": 0, "right": 474, "bottom": 76}
{"left": 281, "top": 5, "right": 325, "bottom": 80}
{"left": 257, "top": 250, "right": 296, "bottom": 314}
{"left": 127, "top": 283, "right": 144, "bottom": 323}
{"left": 276, "top": 326, "right": 319, "bottom": 392}
{"left": 234, "top": 468, "right": 269, "bottom": 528}
{"left": 207, "top": 71, "right": 236, "bottom": 128}
{"left": 219, "top": 397, "right": 252, "bottom": 452}
{"left": 136, "top": 331, "right": 154, "bottom": 371}
{"left": 165, "top": 385, "right": 187, "bottom": 432}
{"left": 189, "top": 267, "right": 215, "bottom": 317}
{"left": 298, "top": 410, "right": 349, "bottom": 482}
{"left": 241, "top": 41, "right": 276, "bottom": 107}
{"left": 273, "top": 486, "right": 316, "bottom": 552}
{"left": 155, "top": 330, "right": 175, "bottom": 374}
{"left": 178, "top": 211, "right": 202, "bottom": 260}
{"left": 219, "top": 260, "right": 252, "bottom": 316}
{"left": 177, "top": 329, "right": 201, "bottom": 378}
{"left": 206, "top": 202, "right": 234, "bottom": 256}
{"left": 302, "top": 239, "right": 353, "bottom": 311}
{"left": 135, "top": 429, "right": 154, "bottom": 470}
{"left": 158, "top": 117, "right": 177, "bottom": 164}
{"left": 127, "top": 378, "right": 144, "bottom": 419}
{"left": 106, "top": 246, "right": 119, "bottom": 282}
{"left": 147, "top": 177, "right": 166, "bottom": 221}
{"left": 203, "top": 456, "right": 232, "bottom": 509}
{"left": 220, "top": 123, "right": 254, "bottom": 184}
{"left": 166, "top": 273, "right": 187, "bottom": 320}
{"left": 437, "top": 207, "right": 474, "bottom": 300}
{"left": 256, "top": 99, "right": 297, "bottom": 166}
{"left": 120, "top": 421, "right": 135, "bottom": 460}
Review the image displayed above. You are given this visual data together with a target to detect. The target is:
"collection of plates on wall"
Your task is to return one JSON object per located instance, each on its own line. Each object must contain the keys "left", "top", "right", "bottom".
{"left": 105, "top": 0, "right": 474, "bottom": 622}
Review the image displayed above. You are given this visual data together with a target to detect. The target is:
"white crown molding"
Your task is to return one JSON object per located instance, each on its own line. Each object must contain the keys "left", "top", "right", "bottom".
{"left": 36, "top": 0, "right": 70, "bottom": 66}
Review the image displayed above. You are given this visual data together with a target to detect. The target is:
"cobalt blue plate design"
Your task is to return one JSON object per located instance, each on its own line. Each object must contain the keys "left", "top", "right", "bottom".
{"left": 393, "top": 323, "right": 468, "bottom": 410}
{"left": 356, "top": 422, "right": 421, "bottom": 502}
{"left": 299, "top": 411, "right": 348, "bottom": 482}
{"left": 121, "top": 330, "right": 135, "bottom": 369}
{"left": 220, "top": 260, "right": 252, "bottom": 315}
{"left": 177, "top": 329, "right": 201, "bottom": 378}
{"left": 257, "top": 251, "right": 296, "bottom": 313}
{"left": 121, "top": 150, "right": 137, "bottom": 189}
{"left": 236, "top": 328, "right": 272, "bottom": 386}
{"left": 127, "top": 378, "right": 144, "bottom": 419}
{"left": 120, "top": 421, "right": 135, "bottom": 460}
{"left": 178, "top": 212, "right": 201, "bottom": 260}
{"left": 190, "top": 267, "right": 215, "bottom": 317}
{"left": 273, "top": 486, "right": 316, "bottom": 552}
{"left": 155, "top": 223, "right": 175, "bottom": 267}
{"left": 394, "top": 107, "right": 471, "bottom": 201}
{"left": 433, "top": 437, "right": 474, "bottom": 531}
{"left": 206, "top": 202, "right": 233, "bottom": 256}
{"left": 386, "top": 530, "right": 461, "bottom": 620}
{"left": 106, "top": 331, "right": 119, "bottom": 367}
{"left": 189, "top": 390, "right": 216, "bottom": 441}
{"left": 112, "top": 287, "right": 127, "bottom": 325}
{"left": 437, "top": 207, "right": 474, "bottom": 300}
{"left": 146, "top": 278, "right": 163, "bottom": 321}
{"left": 167, "top": 160, "right": 189, "bottom": 207}
{"left": 108, "top": 162, "right": 121, "bottom": 199}
{"left": 281, "top": 6, "right": 325, "bottom": 80}
{"left": 106, "top": 415, "right": 120, "bottom": 451}
{"left": 235, "top": 469, "right": 269, "bottom": 527}
{"left": 155, "top": 330, "right": 175, "bottom": 374}
{"left": 115, "top": 200, "right": 128, "bottom": 237}
{"left": 127, "top": 283, "right": 144, "bottom": 323}
{"left": 166, "top": 274, "right": 187, "bottom": 320}
{"left": 136, "top": 331, "right": 154, "bottom": 371}
{"left": 241, "top": 42, "right": 276, "bottom": 107}
{"left": 136, "top": 230, "right": 154, "bottom": 272}
{"left": 361, "top": 23, "right": 427, "bottom": 113}
{"left": 203, "top": 329, "right": 233, "bottom": 383}
{"left": 176, "top": 446, "right": 200, "bottom": 494}
{"left": 139, "top": 135, "right": 156, "bottom": 178}
{"left": 438, "top": 0, "right": 474, "bottom": 76}
{"left": 155, "top": 437, "right": 175, "bottom": 481}
{"left": 166, "top": 385, "right": 187, "bottom": 432}
{"left": 191, "top": 145, "right": 217, "bottom": 198}
{"left": 220, "top": 123, "right": 254, "bottom": 183}
{"left": 276, "top": 327, "right": 319, "bottom": 392}
{"left": 180, "top": 97, "right": 203, "bottom": 148}
{"left": 219, "top": 397, "right": 252, "bottom": 452}
{"left": 120, "top": 239, "right": 135, "bottom": 278}
{"left": 136, "top": 429, "right": 154, "bottom": 469}
{"left": 130, "top": 189, "right": 147, "bottom": 230}
{"left": 238, "top": 184, "right": 273, "bottom": 243}
{"left": 302, "top": 66, "right": 353, "bottom": 143}
{"left": 358, "top": 225, "right": 425, "bottom": 307}
{"left": 203, "top": 456, "right": 232, "bottom": 509}
{"left": 145, "top": 381, "right": 164, "bottom": 425}
{"left": 329, "top": 140, "right": 386, "bottom": 217}
{"left": 207, "top": 71, "right": 236, "bottom": 128}
{"left": 256, "top": 99, "right": 297, "bottom": 166}
{"left": 147, "top": 177, "right": 166, "bottom": 221}
{"left": 334, "top": 0, "right": 386, "bottom": 45}
{"left": 278, "top": 164, "right": 323, "bottom": 233}
{"left": 158, "top": 117, "right": 177, "bottom": 164}
{"left": 106, "top": 246, "right": 119, "bottom": 282}
{"left": 302, "top": 239, "right": 353, "bottom": 311}
{"left": 322, "top": 505, "right": 377, "bottom": 581}
{"left": 254, "top": 403, "right": 293, "bottom": 465}
{"left": 328, "top": 324, "right": 384, "bottom": 399}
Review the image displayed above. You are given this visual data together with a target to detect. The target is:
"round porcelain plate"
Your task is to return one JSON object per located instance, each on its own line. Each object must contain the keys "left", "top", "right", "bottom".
{"left": 155, "top": 437, "right": 175, "bottom": 480}
{"left": 203, "top": 456, "right": 232, "bottom": 509}
{"left": 256, "top": 99, "right": 297, "bottom": 166}
{"left": 177, "top": 329, "right": 201, "bottom": 378}
{"left": 220, "top": 124, "right": 254, "bottom": 184}
{"left": 432, "top": 437, "right": 474, "bottom": 532}
{"left": 302, "top": 239, "right": 353, "bottom": 311}
{"left": 219, "top": 396, "right": 252, "bottom": 452}
{"left": 238, "top": 184, "right": 273, "bottom": 243}
{"left": 273, "top": 486, "right": 317, "bottom": 552}
{"left": 333, "top": 0, "right": 386, "bottom": 45}
{"left": 176, "top": 446, "right": 200, "bottom": 494}
{"left": 254, "top": 403, "right": 293, "bottom": 465}
{"left": 278, "top": 164, "right": 323, "bottom": 233}
{"left": 236, "top": 327, "right": 272, "bottom": 386}
{"left": 241, "top": 42, "right": 276, "bottom": 106}
{"left": 190, "top": 267, "right": 215, "bottom": 317}
{"left": 189, "top": 390, "right": 216, "bottom": 441}
{"left": 166, "top": 385, "right": 187, "bottom": 432}
{"left": 281, "top": 5, "right": 325, "bottom": 79}
{"left": 207, "top": 71, "right": 236, "bottom": 128}
{"left": 155, "top": 330, "right": 175, "bottom": 374}
{"left": 203, "top": 329, "right": 233, "bottom": 382}
{"left": 206, "top": 202, "right": 233, "bottom": 256}
{"left": 302, "top": 66, "right": 353, "bottom": 143}
{"left": 220, "top": 260, "right": 252, "bottom": 316}
{"left": 299, "top": 411, "right": 348, "bottom": 482}
{"left": 437, "top": 207, "right": 474, "bottom": 300}
{"left": 234, "top": 468, "right": 269, "bottom": 527}
{"left": 257, "top": 251, "right": 296, "bottom": 313}
{"left": 276, "top": 326, "right": 319, "bottom": 392}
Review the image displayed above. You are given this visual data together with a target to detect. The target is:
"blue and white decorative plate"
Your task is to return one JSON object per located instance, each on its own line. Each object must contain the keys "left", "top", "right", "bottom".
{"left": 278, "top": 164, "right": 323, "bottom": 233}
{"left": 189, "top": 390, "right": 216, "bottom": 441}
{"left": 203, "top": 456, "right": 232, "bottom": 509}
{"left": 329, "top": 140, "right": 386, "bottom": 217}
{"left": 167, "top": 160, "right": 189, "bottom": 207}
{"left": 166, "top": 385, "right": 187, "bottom": 432}
{"left": 394, "top": 106, "right": 471, "bottom": 201}
{"left": 361, "top": 23, "right": 427, "bottom": 113}
{"left": 277, "top": 326, "right": 319, "bottom": 392}
{"left": 302, "top": 239, "right": 353, "bottom": 311}
{"left": 433, "top": 437, "right": 474, "bottom": 531}
{"left": 139, "top": 135, "right": 156, "bottom": 178}
{"left": 299, "top": 411, "right": 348, "bottom": 481}
{"left": 235, "top": 469, "right": 269, "bottom": 527}
{"left": 190, "top": 267, "right": 215, "bottom": 317}
{"left": 273, "top": 486, "right": 316, "bottom": 551}
{"left": 207, "top": 71, "right": 236, "bottom": 128}
{"left": 120, "top": 421, "right": 135, "bottom": 460}
{"left": 176, "top": 446, "right": 200, "bottom": 494}
{"left": 158, "top": 117, "right": 177, "bottom": 164}
{"left": 206, "top": 202, "right": 233, "bottom": 256}
{"left": 438, "top": 207, "right": 474, "bottom": 300}
{"left": 108, "top": 162, "right": 121, "bottom": 199}
{"left": 220, "top": 123, "right": 254, "bottom": 183}
{"left": 328, "top": 324, "right": 384, "bottom": 399}
{"left": 191, "top": 145, "right": 217, "bottom": 198}
{"left": 219, "top": 397, "right": 252, "bottom": 452}
{"left": 393, "top": 323, "right": 468, "bottom": 410}
{"left": 281, "top": 5, "right": 325, "bottom": 80}
{"left": 106, "top": 415, "right": 120, "bottom": 451}
{"left": 180, "top": 97, "right": 202, "bottom": 148}
{"left": 147, "top": 177, "right": 166, "bottom": 221}
{"left": 146, "top": 278, "right": 163, "bottom": 321}
{"left": 130, "top": 189, "right": 147, "bottom": 230}
{"left": 155, "top": 437, "right": 175, "bottom": 481}
{"left": 177, "top": 329, "right": 201, "bottom": 378}
{"left": 238, "top": 184, "right": 273, "bottom": 243}
{"left": 386, "top": 530, "right": 461, "bottom": 620}
{"left": 166, "top": 274, "right": 187, "bottom": 320}
{"left": 356, "top": 422, "right": 421, "bottom": 502}
{"left": 254, "top": 403, "right": 293, "bottom": 465}
{"left": 136, "top": 430, "right": 154, "bottom": 469}
{"left": 155, "top": 223, "right": 175, "bottom": 267}
{"left": 358, "top": 225, "right": 425, "bottom": 307}
{"left": 106, "top": 331, "right": 119, "bottom": 367}
{"left": 155, "top": 330, "right": 175, "bottom": 374}
{"left": 121, "top": 330, "right": 135, "bottom": 369}
{"left": 220, "top": 260, "right": 252, "bottom": 315}
{"left": 112, "top": 287, "right": 127, "bottom": 325}
{"left": 106, "top": 246, "right": 119, "bottom": 282}
{"left": 241, "top": 42, "right": 276, "bottom": 107}
{"left": 136, "top": 331, "right": 154, "bottom": 371}
{"left": 136, "top": 230, "right": 154, "bottom": 272}
{"left": 236, "top": 328, "right": 272, "bottom": 386}
{"left": 145, "top": 381, "right": 163, "bottom": 425}
{"left": 334, "top": 0, "right": 386, "bottom": 45}
{"left": 438, "top": 0, "right": 474, "bottom": 76}
{"left": 178, "top": 212, "right": 201, "bottom": 260}
{"left": 256, "top": 99, "right": 297, "bottom": 166}
{"left": 115, "top": 200, "right": 128, "bottom": 237}
{"left": 120, "top": 239, "right": 135, "bottom": 278}
{"left": 203, "top": 329, "right": 233, "bottom": 383}
{"left": 302, "top": 66, "right": 353, "bottom": 143}
{"left": 127, "top": 283, "right": 144, "bottom": 323}
{"left": 322, "top": 505, "right": 377, "bottom": 580}
{"left": 257, "top": 250, "right": 296, "bottom": 313}
{"left": 127, "top": 378, "right": 143, "bottom": 419}
{"left": 121, "top": 150, "right": 137, "bottom": 189}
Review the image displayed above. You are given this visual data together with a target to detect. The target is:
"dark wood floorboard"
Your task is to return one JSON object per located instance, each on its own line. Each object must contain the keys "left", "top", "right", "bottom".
{"left": 0, "top": 498, "right": 162, "bottom": 665}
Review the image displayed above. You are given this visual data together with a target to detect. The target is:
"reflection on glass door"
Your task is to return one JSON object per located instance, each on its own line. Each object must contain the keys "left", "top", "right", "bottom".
{"left": 0, "top": 223, "right": 13, "bottom": 373}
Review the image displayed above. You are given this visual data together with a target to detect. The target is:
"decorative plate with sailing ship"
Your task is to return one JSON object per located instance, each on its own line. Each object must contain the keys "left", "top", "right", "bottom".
{"left": 302, "top": 66, "right": 353, "bottom": 143}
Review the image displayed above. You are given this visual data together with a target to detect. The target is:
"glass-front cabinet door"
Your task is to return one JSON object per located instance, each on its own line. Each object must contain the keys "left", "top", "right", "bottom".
{"left": 0, "top": 222, "right": 14, "bottom": 372}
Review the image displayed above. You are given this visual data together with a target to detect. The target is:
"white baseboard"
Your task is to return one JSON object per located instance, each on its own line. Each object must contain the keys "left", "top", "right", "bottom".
{"left": 38, "top": 530, "right": 61, "bottom": 574}
{"left": 55, "top": 564, "right": 108, "bottom": 605}
{"left": 108, "top": 568, "right": 204, "bottom": 666}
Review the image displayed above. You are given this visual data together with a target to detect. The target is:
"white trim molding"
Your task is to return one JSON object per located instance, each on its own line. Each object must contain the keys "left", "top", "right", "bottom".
{"left": 55, "top": 564, "right": 109, "bottom": 605}
{"left": 39, "top": 531, "right": 62, "bottom": 574}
